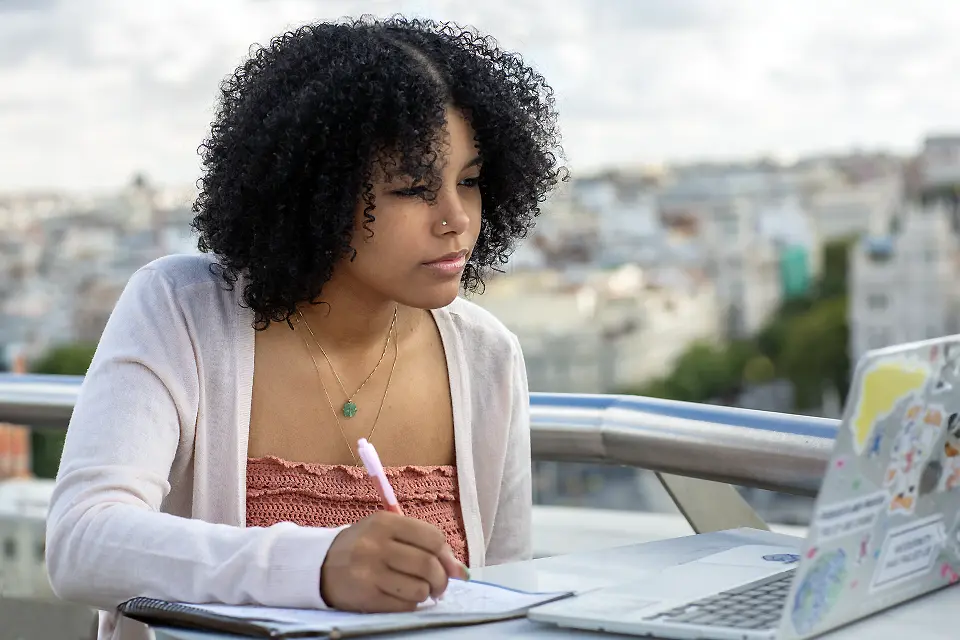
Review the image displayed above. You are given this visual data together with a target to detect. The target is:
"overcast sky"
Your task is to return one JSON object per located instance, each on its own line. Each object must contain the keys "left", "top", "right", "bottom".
{"left": 2, "top": 0, "right": 960, "bottom": 191}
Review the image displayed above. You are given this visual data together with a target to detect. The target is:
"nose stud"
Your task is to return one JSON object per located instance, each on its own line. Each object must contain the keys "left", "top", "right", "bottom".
{"left": 441, "top": 220, "right": 448, "bottom": 226}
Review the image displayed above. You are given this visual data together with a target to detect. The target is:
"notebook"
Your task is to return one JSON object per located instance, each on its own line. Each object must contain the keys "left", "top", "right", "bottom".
{"left": 118, "top": 579, "right": 572, "bottom": 638}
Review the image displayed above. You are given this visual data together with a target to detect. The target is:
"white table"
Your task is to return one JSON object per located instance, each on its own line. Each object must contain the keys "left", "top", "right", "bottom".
{"left": 153, "top": 527, "right": 959, "bottom": 639}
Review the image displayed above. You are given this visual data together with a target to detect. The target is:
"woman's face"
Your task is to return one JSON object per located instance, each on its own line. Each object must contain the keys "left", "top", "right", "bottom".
{"left": 338, "top": 107, "right": 483, "bottom": 310}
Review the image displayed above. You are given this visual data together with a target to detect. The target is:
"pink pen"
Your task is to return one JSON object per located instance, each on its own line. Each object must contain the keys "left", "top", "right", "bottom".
{"left": 358, "top": 438, "right": 404, "bottom": 515}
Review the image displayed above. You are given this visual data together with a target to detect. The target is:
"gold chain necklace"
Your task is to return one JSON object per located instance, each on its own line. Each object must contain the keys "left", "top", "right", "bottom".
{"left": 295, "top": 317, "right": 399, "bottom": 465}
{"left": 295, "top": 306, "right": 397, "bottom": 418}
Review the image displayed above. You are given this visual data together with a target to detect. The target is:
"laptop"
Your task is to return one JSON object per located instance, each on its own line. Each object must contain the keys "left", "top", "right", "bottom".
{"left": 529, "top": 336, "right": 960, "bottom": 639}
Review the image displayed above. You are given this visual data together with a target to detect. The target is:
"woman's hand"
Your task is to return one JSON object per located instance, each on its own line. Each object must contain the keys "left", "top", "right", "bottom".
{"left": 320, "top": 511, "right": 469, "bottom": 612}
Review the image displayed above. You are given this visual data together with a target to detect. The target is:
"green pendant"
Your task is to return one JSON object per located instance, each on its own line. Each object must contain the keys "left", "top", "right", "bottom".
{"left": 342, "top": 401, "right": 358, "bottom": 418}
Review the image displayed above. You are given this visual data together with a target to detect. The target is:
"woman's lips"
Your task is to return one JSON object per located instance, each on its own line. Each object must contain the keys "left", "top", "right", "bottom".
{"left": 422, "top": 250, "right": 468, "bottom": 275}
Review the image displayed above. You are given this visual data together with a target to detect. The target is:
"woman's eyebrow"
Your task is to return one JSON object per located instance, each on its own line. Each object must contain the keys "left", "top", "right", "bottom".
{"left": 462, "top": 156, "right": 482, "bottom": 170}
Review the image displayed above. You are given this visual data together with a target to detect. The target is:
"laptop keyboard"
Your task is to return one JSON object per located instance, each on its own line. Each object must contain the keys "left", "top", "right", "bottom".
{"left": 645, "top": 571, "right": 794, "bottom": 631}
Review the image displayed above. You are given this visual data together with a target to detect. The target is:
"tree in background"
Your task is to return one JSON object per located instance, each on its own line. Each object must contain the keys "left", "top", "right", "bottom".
{"left": 771, "top": 237, "right": 853, "bottom": 409}
{"left": 657, "top": 342, "right": 734, "bottom": 402}
{"left": 628, "top": 236, "right": 854, "bottom": 412}
{"left": 31, "top": 343, "right": 98, "bottom": 376}
{"left": 629, "top": 339, "right": 759, "bottom": 403}
{"left": 779, "top": 296, "right": 850, "bottom": 409}
{"left": 29, "top": 343, "right": 97, "bottom": 478}
{"left": 755, "top": 296, "right": 816, "bottom": 361}
{"left": 817, "top": 238, "right": 852, "bottom": 299}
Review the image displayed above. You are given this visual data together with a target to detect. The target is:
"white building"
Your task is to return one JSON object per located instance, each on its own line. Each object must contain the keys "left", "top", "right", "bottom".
{"left": 471, "top": 270, "right": 615, "bottom": 393}
{"left": 807, "top": 174, "right": 902, "bottom": 240}
{"left": 700, "top": 198, "right": 783, "bottom": 339}
{"left": 0, "top": 186, "right": 209, "bottom": 357}
{"left": 654, "top": 164, "right": 818, "bottom": 339}
{"left": 918, "top": 134, "right": 960, "bottom": 191}
{"left": 57, "top": 221, "right": 121, "bottom": 268}
{"left": 572, "top": 177, "right": 662, "bottom": 266}
{"left": 0, "top": 192, "right": 85, "bottom": 234}
{"left": 523, "top": 182, "right": 598, "bottom": 266}
{"left": 0, "top": 478, "right": 55, "bottom": 599}
{"left": 608, "top": 268, "right": 722, "bottom": 386}
{"left": 473, "top": 265, "right": 721, "bottom": 392}
{"left": 849, "top": 203, "right": 960, "bottom": 364}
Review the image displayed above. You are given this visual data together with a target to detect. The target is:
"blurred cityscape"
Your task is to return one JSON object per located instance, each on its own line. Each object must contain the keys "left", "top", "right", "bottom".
{"left": 3, "top": 133, "right": 960, "bottom": 518}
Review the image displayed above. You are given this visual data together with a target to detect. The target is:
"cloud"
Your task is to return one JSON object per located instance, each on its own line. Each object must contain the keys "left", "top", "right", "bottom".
{"left": 0, "top": 0, "right": 959, "bottom": 190}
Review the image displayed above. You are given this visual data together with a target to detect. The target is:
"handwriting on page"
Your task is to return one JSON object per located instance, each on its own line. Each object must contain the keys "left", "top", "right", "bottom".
{"left": 417, "top": 579, "right": 560, "bottom": 615}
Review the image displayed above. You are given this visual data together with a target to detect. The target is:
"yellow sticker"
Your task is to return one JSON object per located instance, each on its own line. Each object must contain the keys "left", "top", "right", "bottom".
{"left": 851, "top": 360, "right": 930, "bottom": 454}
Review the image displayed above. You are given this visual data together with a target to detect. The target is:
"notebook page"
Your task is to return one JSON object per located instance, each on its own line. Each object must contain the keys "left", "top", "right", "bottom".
{"left": 174, "top": 580, "right": 568, "bottom": 628}
{"left": 417, "top": 580, "right": 565, "bottom": 615}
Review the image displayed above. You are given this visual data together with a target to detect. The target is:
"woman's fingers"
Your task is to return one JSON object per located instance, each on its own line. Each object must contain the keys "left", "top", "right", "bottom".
{"left": 384, "top": 540, "right": 449, "bottom": 598}
{"left": 375, "top": 566, "right": 434, "bottom": 607}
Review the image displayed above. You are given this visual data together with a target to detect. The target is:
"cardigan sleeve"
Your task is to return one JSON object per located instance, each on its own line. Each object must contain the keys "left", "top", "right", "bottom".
{"left": 45, "top": 266, "right": 342, "bottom": 612}
{"left": 483, "top": 332, "right": 533, "bottom": 565}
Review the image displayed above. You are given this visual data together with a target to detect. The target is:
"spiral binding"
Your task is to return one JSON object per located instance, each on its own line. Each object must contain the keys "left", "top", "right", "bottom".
{"left": 119, "top": 597, "right": 286, "bottom": 638}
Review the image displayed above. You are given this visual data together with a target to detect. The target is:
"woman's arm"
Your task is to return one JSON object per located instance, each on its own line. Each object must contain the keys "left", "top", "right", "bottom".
{"left": 483, "top": 333, "right": 533, "bottom": 566}
{"left": 45, "top": 267, "right": 340, "bottom": 612}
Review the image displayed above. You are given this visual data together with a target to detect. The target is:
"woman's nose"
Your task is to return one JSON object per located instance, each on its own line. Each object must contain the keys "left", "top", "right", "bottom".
{"left": 434, "top": 193, "right": 471, "bottom": 235}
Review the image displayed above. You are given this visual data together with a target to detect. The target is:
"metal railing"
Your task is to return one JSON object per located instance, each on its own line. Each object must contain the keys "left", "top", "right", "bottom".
{"left": 529, "top": 393, "right": 836, "bottom": 496}
{"left": 0, "top": 373, "right": 836, "bottom": 497}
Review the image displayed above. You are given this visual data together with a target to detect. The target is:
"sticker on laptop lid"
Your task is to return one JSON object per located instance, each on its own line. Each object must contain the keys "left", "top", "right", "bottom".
{"left": 931, "top": 342, "right": 960, "bottom": 394}
{"left": 940, "top": 562, "right": 959, "bottom": 585}
{"left": 935, "top": 412, "right": 960, "bottom": 493}
{"left": 812, "top": 490, "right": 886, "bottom": 542}
{"left": 883, "top": 404, "right": 943, "bottom": 515}
{"left": 869, "top": 514, "right": 946, "bottom": 593}
{"left": 850, "top": 359, "right": 931, "bottom": 456}
{"left": 790, "top": 548, "right": 847, "bottom": 635}
{"left": 856, "top": 532, "right": 871, "bottom": 565}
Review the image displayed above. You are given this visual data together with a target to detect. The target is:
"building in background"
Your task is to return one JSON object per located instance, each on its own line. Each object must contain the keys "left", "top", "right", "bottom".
{"left": 0, "top": 478, "right": 54, "bottom": 600}
{"left": 918, "top": 135, "right": 960, "bottom": 195}
{"left": 475, "top": 265, "right": 721, "bottom": 393}
{"left": 0, "top": 177, "right": 199, "bottom": 361}
{"left": 703, "top": 198, "right": 783, "bottom": 338}
{"left": 807, "top": 173, "right": 903, "bottom": 240}
{"left": 849, "top": 202, "right": 960, "bottom": 364}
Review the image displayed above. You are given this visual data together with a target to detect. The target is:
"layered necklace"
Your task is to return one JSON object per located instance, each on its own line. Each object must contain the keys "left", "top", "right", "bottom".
{"left": 294, "top": 307, "right": 399, "bottom": 464}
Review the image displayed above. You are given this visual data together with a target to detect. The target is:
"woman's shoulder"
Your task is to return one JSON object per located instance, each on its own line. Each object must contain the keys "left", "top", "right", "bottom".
{"left": 124, "top": 253, "right": 238, "bottom": 309}
{"left": 439, "top": 296, "right": 521, "bottom": 357}
{"left": 133, "top": 252, "right": 224, "bottom": 290}
{"left": 113, "top": 253, "right": 246, "bottom": 345}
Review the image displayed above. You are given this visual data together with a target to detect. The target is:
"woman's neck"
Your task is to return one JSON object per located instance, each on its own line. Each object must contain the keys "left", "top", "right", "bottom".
{"left": 295, "top": 273, "right": 406, "bottom": 353}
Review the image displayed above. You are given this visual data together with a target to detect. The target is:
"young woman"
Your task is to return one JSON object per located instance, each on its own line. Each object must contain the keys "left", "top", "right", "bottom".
{"left": 45, "top": 15, "right": 563, "bottom": 640}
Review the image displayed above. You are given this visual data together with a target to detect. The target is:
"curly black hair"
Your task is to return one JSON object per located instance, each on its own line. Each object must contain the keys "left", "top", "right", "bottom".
{"left": 191, "top": 15, "right": 565, "bottom": 330}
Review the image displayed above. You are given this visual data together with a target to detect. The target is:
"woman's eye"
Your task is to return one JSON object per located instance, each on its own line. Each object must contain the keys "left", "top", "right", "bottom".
{"left": 392, "top": 185, "right": 428, "bottom": 198}
{"left": 392, "top": 178, "right": 478, "bottom": 197}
